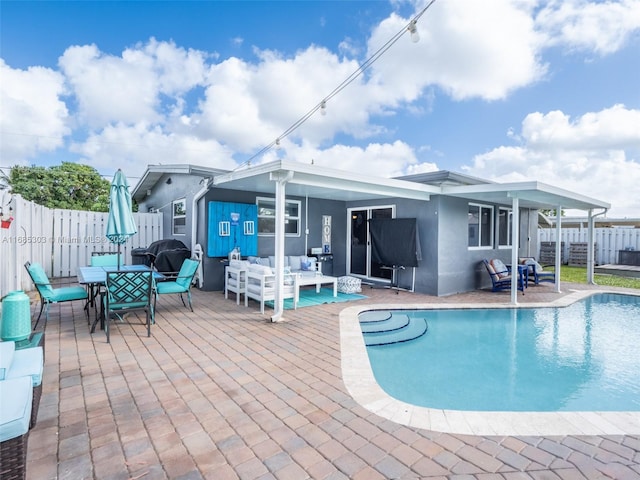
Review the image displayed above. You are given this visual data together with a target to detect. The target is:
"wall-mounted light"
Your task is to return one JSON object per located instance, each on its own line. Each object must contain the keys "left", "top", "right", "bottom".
{"left": 166, "top": 177, "right": 172, "bottom": 185}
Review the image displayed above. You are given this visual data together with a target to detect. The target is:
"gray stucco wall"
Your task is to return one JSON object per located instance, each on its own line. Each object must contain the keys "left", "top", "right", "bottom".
{"left": 142, "top": 176, "right": 541, "bottom": 295}
{"left": 136, "top": 172, "right": 208, "bottom": 251}
{"left": 435, "top": 195, "right": 540, "bottom": 296}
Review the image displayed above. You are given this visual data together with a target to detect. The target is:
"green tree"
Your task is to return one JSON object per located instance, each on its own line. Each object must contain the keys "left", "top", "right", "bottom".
{"left": 9, "top": 163, "right": 112, "bottom": 212}
{"left": 540, "top": 208, "right": 564, "bottom": 217}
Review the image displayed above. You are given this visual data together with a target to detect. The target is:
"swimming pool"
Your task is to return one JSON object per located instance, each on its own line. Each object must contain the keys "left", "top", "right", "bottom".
{"left": 363, "top": 293, "right": 640, "bottom": 412}
{"left": 339, "top": 289, "right": 640, "bottom": 435}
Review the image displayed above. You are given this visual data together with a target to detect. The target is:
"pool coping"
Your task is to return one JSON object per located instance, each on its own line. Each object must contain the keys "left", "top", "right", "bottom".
{"left": 339, "top": 288, "right": 640, "bottom": 436}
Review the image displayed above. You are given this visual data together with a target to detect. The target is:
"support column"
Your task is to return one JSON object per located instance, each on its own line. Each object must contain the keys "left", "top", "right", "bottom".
{"left": 510, "top": 196, "right": 520, "bottom": 305}
{"left": 270, "top": 171, "right": 293, "bottom": 322}
{"left": 555, "top": 206, "right": 562, "bottom": 293}
{"left": 587, "top": 209, "right": 595, "bottom": 284}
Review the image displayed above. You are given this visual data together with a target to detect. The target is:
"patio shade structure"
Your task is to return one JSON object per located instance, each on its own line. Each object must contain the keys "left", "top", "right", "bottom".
{"left": 105, "top": 169, "right": 137, "bottom": 269}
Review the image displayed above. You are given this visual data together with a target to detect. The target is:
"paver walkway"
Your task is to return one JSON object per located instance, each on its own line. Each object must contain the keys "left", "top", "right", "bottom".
{"left": 26, "top": 282, "right": 640, "bottom": 479}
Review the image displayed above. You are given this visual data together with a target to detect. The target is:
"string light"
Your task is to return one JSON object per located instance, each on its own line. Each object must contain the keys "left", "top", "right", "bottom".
{"left": 236, "top": 0, "right": 437, "bottom": 170}
{"left": 408, "top": 20, "right": 420, "bottom": 43}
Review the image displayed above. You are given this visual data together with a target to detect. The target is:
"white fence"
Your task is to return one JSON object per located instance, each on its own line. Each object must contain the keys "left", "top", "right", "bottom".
{"left": 538, "top": 227, "right": 640, "bottom": 265}
{"left": 0, "top": 194, "right": 163, "bottom": 295}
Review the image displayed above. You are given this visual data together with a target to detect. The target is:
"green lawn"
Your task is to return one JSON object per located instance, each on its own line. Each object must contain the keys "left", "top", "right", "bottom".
{"left": 559, "top": 266, "right": 640, "bottom": 289}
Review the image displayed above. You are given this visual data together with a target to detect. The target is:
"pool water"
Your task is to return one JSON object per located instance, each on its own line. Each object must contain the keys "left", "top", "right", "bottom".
{"left": 363, "top": 293, "right": 640, "bottom": 412}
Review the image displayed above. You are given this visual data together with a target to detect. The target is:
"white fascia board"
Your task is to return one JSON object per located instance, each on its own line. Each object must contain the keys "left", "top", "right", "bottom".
{"left": 442, "top": 181, "right": 610, "bottom": 210}
{"left": 214, "top": 160, "right": 435, "bottom": 200}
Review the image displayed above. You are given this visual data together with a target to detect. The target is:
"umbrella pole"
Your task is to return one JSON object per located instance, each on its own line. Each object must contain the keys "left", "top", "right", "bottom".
{"left": 118, "top": 244, "right": 122, "bottom": 269}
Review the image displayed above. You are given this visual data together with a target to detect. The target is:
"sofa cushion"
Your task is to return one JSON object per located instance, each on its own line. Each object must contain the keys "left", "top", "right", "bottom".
{"left": 287, "top": 255, "right": 302, "bottom": 272}
{"left": 248, "top": 264, "right": 275, "bottom": 288}
{"left": 6, "top": 346, "right": 44, "bottom": 387}
{"left": 0, "top": 341, "right": 16, "bottom": 381}
{"left": 0, "top": 376, "right": 32, "bottom": 442}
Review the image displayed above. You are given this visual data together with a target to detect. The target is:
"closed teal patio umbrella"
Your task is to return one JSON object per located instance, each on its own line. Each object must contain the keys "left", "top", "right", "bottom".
{"left": 106, "top": 169, "right": 137, "bottom": 268}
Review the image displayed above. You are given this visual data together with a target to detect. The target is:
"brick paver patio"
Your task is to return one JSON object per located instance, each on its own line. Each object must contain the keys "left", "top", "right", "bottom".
{"left": 25, "top": 282, "right": 640, "bottom": 479}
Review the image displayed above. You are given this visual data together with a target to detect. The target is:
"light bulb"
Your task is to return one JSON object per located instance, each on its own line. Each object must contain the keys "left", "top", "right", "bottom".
{"left": 408, "top": 21, "right": 420, "bottom": 43}
{"left": 320, "top": 100, "right": 327, "bottom": 116}
{"left": 275, "top": 138, "right": 281, "bottom": 149}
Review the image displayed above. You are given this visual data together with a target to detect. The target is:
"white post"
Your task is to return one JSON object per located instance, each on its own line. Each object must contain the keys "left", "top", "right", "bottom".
{"left": 555, "top": 206, "right": 562, "bottom": 293}
{"left": 510, "top": 196, "right": 520, "bottom": 305}
{"left": 587, "top": 209, "right": 595, "bottom": 284}
{"left": 270, "top": 171, "right": 293, "bottom": 322}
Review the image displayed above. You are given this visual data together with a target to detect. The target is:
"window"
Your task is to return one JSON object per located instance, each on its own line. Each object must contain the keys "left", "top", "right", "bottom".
{"left": 468, "top": 203, "right": 493, "bottom": 248}
{"left": 172, "top": 199, "right": 186, "bottom": 235}
{"left": 257, "top": 197, "right": 301, "bottom": 236}
{"left": 498, "top": 207, "right": 512, "bottom": 247}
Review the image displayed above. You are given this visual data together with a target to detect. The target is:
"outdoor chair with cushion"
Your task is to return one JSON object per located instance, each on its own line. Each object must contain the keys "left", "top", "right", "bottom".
{"left": 244, "top": 264, "right": 296, "bottom": 314}
{"left": 90, "top": 252, "right": 122, "bottom": 267}
{"left": 483, "top": 259, "right": 525, "bottom": 293}
{"left": 104, "top": 270, "right": 155, "bottom": 343}
{"left": 154, "top": 258, "right": 200, "bottom": 312}
{"left": 24, "top": 261, "right": 89, "bottom": 330}
{"left": 87, "top": 252, "right": 123, "bottom": 313}
{"left": 520, "top": 257, "right": 556, "bottom": 285}
{"left": 225, "top": 259, "right": 250, "bottom": 305}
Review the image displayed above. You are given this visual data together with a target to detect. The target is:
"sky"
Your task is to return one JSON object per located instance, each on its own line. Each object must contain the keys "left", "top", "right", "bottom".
{"left": 1, "top": 0, "right": 640, "bottom": 217}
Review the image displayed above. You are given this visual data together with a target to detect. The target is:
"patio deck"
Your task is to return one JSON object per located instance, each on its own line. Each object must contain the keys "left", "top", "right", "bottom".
{"left": 25, "top": 283, "right": 640, "bottom": 479}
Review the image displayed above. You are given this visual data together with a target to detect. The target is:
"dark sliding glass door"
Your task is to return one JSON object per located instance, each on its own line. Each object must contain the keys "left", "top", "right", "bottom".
{"left": 348, "top": 206, "right": 393, "bottom": 280}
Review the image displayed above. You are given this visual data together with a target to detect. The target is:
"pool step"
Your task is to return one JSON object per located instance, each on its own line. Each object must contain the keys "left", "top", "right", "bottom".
{"left": 360, "top": 313, "right": 409, "bottom": 333}
{"left": 362, "top": 316, "right": 428, "bottom": 346}
{"left": 358, "top": 310, "right": 392, "bottom": 323}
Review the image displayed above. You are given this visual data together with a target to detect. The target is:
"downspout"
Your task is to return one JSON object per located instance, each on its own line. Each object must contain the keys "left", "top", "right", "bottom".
{"left": 191, "top": 177, "right": 211, "bottom": 288}
{"left": 587, "top": 208, "right": 607, "bottom": 284}
{"left": 271, "top": 170, "right": 294, "bottom": 322}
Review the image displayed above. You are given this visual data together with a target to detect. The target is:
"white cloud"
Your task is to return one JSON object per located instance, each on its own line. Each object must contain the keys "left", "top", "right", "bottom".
{"left": 280, "top": 140, "right": 419, "bottom": 178}
{"left": 366, "top": 1, "right": 547, "bottom": 102}
{"left": 536, "top": 0, "right": 640, "bottom": 55}
{"left": 58, "top": 39, "right": 208, "bottom": 128}
{"left": 0, "top": 60, "right": 69, "bottom": 163}
{"left": 463, "top": 105, "right": 640, "bottom": 217}
{"left": 1, "top": 0, "right": 638, "bottom": 200}
{"left": 69, "top": 123, "right": 236, "bottom": 178}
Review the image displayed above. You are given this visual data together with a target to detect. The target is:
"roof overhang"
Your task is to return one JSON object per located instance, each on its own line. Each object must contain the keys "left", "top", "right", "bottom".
{"left": 134, "top": 161, "right": 610, "bottom": 212}
{"left": 441, "top": 181, "right": 610, "bottom": 211}
{"left": 212, "top": 160, "right": 436, "bottom": 202}
{"left": 132, "top": 164, "right": 229, "bottom": 202}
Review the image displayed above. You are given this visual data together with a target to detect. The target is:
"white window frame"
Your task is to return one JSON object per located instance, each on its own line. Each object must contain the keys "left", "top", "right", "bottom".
{"left": 172, "top": 198, "right": 187, "bottom": 236}
{"left": 468, "top": 203, "right": 494, "bottom": 249}
{"left": 256, "top": 196, "right": 301, "bottom": 237}
{"left": 497, "top": 207, "right": 513, "bottom": 248}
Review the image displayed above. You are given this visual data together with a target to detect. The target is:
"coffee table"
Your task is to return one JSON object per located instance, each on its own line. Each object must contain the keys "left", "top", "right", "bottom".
{"left": 295, "top": 274, "right": 338, "bottom": 305}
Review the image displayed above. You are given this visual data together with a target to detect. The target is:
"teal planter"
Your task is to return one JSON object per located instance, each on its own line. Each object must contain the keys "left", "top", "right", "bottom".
{"left": 1, "top": 290, "right": 32, "bottom": 341}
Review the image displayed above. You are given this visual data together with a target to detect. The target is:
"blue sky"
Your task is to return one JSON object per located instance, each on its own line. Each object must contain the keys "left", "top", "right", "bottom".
{"left": 1, "top": 0, "right": 640, "bottom": 216}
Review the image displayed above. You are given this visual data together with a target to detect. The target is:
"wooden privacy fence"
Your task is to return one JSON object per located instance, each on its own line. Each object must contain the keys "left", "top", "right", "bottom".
{"left": 538, "top": 228, "right": 640, "bottom": 265}
{"left": 0, "top": 194, "right": 163, "bottom": 295}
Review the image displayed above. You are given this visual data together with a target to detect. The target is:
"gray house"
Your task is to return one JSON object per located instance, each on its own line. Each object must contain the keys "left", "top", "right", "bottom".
{"left": 132, "top": 160, "right": 609, "bottom": 317}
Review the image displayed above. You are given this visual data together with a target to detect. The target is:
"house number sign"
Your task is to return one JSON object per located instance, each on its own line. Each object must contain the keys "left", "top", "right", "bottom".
{"left": 322, "top": 215, "right": 331, "bottom": 254}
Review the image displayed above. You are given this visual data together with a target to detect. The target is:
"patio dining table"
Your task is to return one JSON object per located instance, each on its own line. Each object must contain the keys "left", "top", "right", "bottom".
{"left": 77, "top": 264, "right": 164, "bottom": 333}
